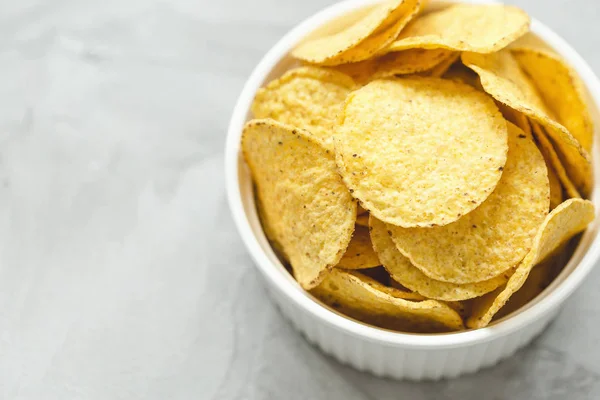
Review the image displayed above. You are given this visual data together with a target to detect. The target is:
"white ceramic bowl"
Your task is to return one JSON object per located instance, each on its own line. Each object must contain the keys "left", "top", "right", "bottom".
{"left": 225, "top": 0, "right": 600, "bottom": 380}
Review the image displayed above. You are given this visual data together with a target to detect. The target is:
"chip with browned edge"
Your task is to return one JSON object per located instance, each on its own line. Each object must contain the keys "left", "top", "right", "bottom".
{"left": 511, "top": 42, "right": 593, "bottom": 152}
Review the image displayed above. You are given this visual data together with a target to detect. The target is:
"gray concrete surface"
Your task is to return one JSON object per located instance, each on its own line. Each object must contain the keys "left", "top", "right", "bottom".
{"left": 1, "top": 0, "right": 599, "bottom": 398}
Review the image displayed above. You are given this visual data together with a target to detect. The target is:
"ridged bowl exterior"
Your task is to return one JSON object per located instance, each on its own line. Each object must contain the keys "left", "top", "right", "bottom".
{"left": 267, "top": 283, "right": 559, "bottom": 380}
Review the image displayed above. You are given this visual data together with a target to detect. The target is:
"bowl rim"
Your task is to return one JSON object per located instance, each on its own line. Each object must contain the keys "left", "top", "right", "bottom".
{"left": 225, "top": 0, "right": 600, "bottom": 349}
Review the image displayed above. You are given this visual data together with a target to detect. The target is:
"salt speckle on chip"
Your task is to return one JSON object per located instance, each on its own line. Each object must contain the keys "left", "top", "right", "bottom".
{"left": 242, "top": 119, "right": 356, "bottom": 289}
{"left": 467, "top": 198, "right": 595, "bottom": 328}
{"left": 251, "top": 67, "right": 355, "bottom": 150}
{"left": 370, "top": 216, "right": 508, "bottom": 301}
{"left": 335, "top": 77, "right": 508, "bottom": 228}
{"left": 385, "top": 4, "right": 530, "bottom": 53}
{"left": 388, "top": 123, "right": 550, "bottom": 284}
{"left": 463, "top": 50, "right": 592, "bottom": 196}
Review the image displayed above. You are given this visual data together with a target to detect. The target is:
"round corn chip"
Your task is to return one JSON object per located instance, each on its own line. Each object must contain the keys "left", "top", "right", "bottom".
{"left": 531, "top": 121, "right": 580, "bottom": 199}
{"left": 292, "top": 0, "right": 420, "bottom": 66}
{"left": 336, "top": 225, "right": 380, "bottom": 270}
{"left": 512, "top": 47, "right": 594, "bottom": 153}
{"left": 497, "top": 106, "right": 565, "bottom": 209}
{"left": 334, "top": 48, "right": 454, "bottom": 84}
{"left": 242, "top": 119, "right": 356, "bottom": 289}
{"left": 311, "top": 269, "right": 464, "bottom": 332}
{"left": 385, "top": 4, "right": 530, "bottom": 53}
{"left": 335, "top": 77, "right": 508, "bottom": 228}
{"left": 467, "top": 198, "right": 595, "bottom": 328}
{"left": 370, "top": 216, "right": 508, "bottom": 301}
{"left": 251, "top": 67, "right": 355, "bottom": 150}
{"left": 389, "top": 123, "right": 550, "bottom": 283}
{"left": 462, "top": 50, "right": 592, "bottom": 196}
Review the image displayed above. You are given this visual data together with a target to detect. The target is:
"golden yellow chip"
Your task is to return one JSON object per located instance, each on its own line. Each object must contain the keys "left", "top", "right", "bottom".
{"left": 385, "top": 4, "right": 530, "bottom": 53}
{"left": 531, "top": 121, "right": 580, "bottom": 199}
{"left": 462, "top": 50, "right": 592, "bottom": 196}
{"left": 255, "top": 195, "right": 288, "bottom": 261}
{"left": 370, "top": 216, "right": 508, "bottom": 301}
{"left": 497, "top": 106, "right": 565, "bottom": 209}
{"left": 335, "top": 77, "right": 508, "bottom": 228}
{"left": 242, "top": 119, "right": 356, "bottom": 289}
{"left": 427, "top": 52, "right": 459, "bottom": 77}
{"left": 512, "top": 47, "right": 594, "bottom": 153}
{"left": 292, "top": 0, "right": 420, "bottom": 66}
{"left": 547, "top": 162, "right": 565, "bottom": 210}
{"left": 334, "top": 48, "right": 454, "bottom": 84}
{"left": 509, "top": 32, "right": 553, "bottom": 53}
{"left": 467, "top": 198, "right": 595, "bottom": 328}
{"left": 251, "top": 67, "right": 355, "bottom": 149}
{"left": 337, "top": 225, "right": 380, "bottom": 270}
{"left": 492, "top": 245, "right": 568, "bottom": 321}
{"left": 389, "top": 123, "right": 550, "bottom": 283}
{"left": 496, "top": 102, "right": 530, "bottom": 133}
{"left": 311, "top": 269, "right": 464, "bottom": 332}
{"left": 356, "top": 213, "right": 370, "bottom": 227}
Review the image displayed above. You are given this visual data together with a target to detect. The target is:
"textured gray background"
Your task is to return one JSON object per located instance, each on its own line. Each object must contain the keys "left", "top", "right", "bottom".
{"left": 0, "top": 0, "right": 599, "bottom": 399}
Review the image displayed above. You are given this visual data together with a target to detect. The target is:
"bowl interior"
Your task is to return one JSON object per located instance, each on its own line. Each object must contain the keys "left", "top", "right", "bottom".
{"left": 227, "top": 0, "right": 600, "bottom": 346}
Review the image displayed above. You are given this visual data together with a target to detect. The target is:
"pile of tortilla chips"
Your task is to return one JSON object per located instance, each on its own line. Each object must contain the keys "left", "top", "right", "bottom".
{"left": 243, "top": 1, "right": 596, "bottom": 333}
